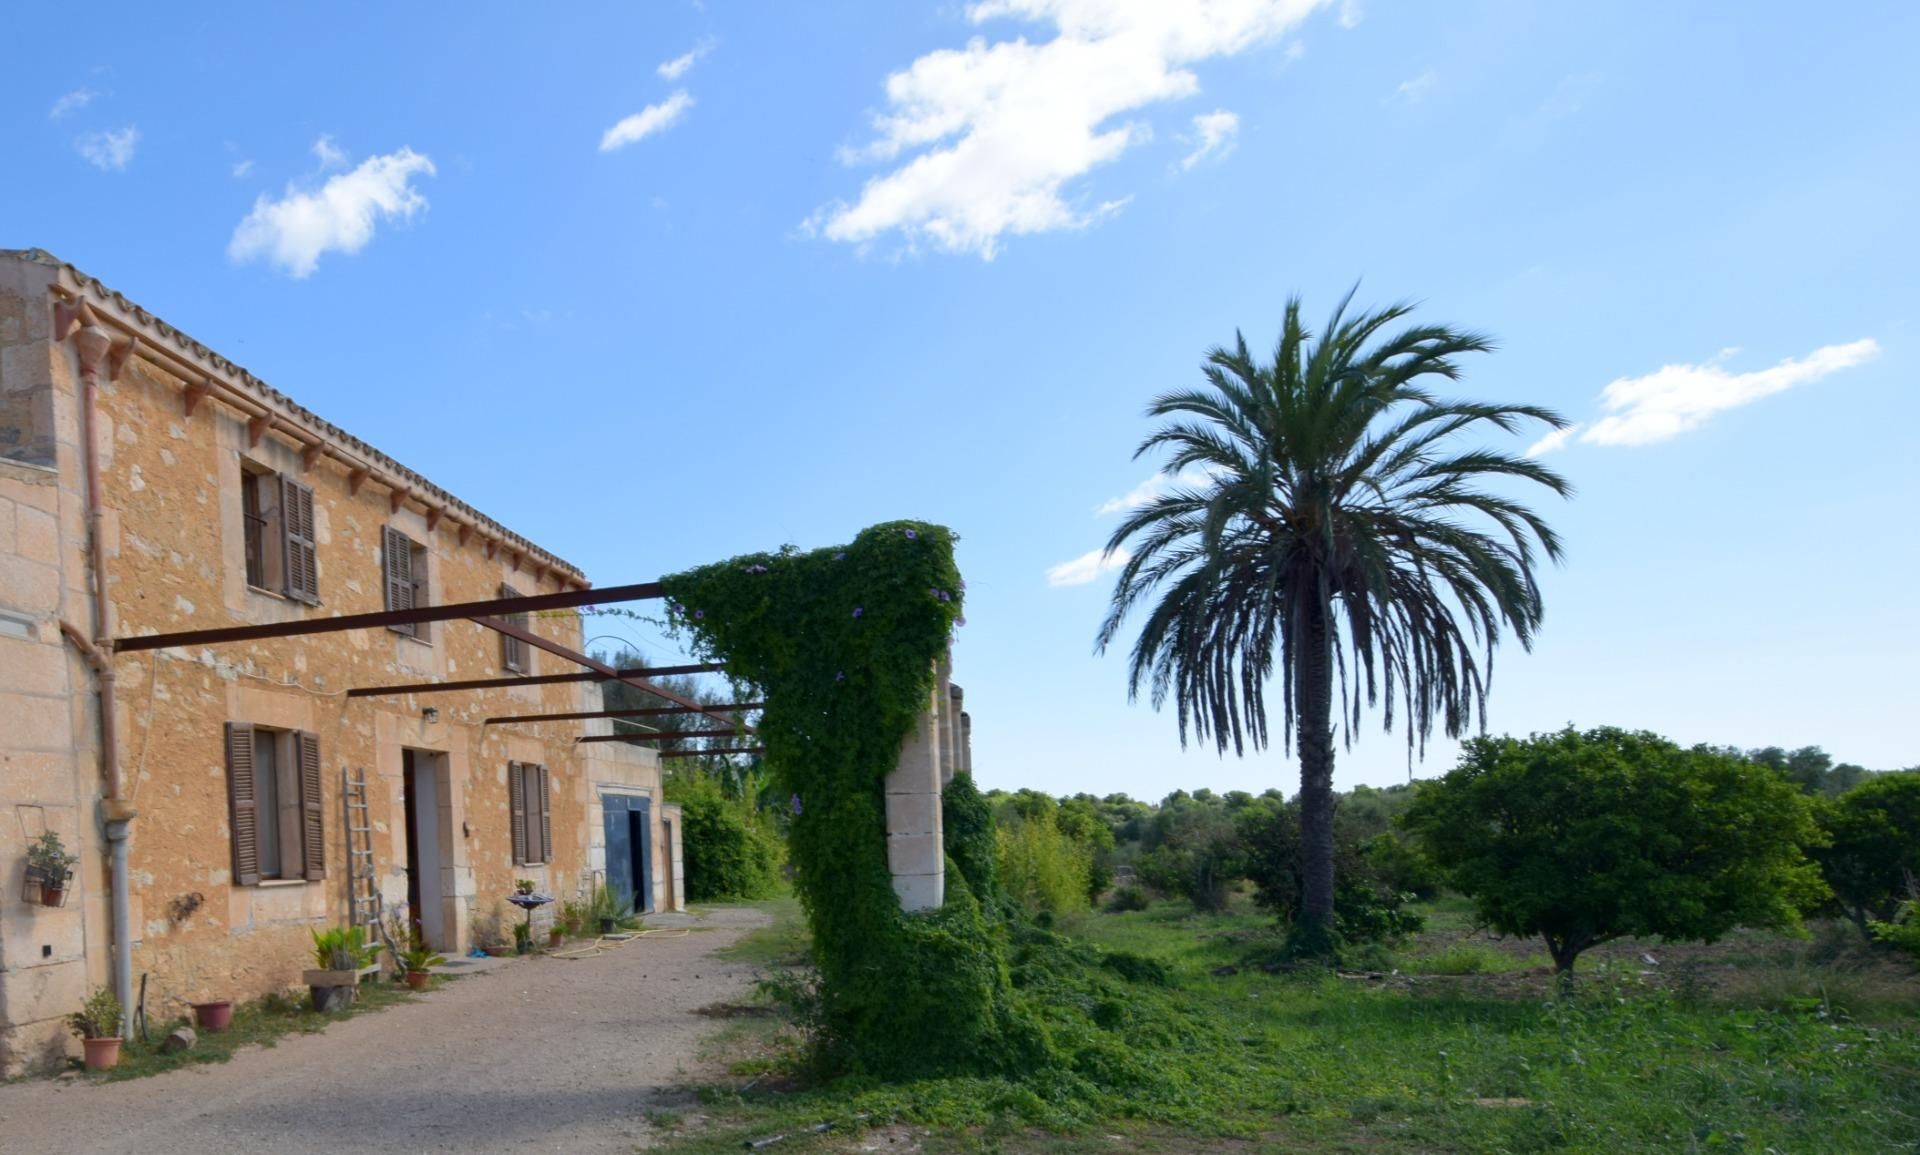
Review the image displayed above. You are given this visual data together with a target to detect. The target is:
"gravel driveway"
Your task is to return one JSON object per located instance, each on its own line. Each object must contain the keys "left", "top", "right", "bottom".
{"left": 0, "top": 905, "right": 770, "bottom": 1154}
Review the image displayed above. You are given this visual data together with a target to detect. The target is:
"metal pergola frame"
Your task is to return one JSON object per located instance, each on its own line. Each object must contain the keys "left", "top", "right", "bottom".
{"left": 113, "top": 583, "right": 760, "bottom": 749}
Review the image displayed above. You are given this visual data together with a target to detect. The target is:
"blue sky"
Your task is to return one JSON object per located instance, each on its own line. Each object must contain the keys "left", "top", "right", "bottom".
{"left": 6, "top": 2, "right": 1916, "bottom": 799}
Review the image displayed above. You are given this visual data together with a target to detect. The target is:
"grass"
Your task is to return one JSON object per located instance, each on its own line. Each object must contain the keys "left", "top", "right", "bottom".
{"left": 95, "top": 974, "right": 440, "bottom": 1082}
{"left": 659, "top": 894, "right": 1920, "bottom": 1154}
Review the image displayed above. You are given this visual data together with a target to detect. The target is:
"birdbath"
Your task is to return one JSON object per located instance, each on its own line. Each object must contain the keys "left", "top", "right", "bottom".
{"left": 506, "top": 891, "right": 552, "bottom": 953}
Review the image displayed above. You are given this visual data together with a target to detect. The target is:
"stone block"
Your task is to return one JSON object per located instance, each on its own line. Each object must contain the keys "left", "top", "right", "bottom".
{"left": 3, "top": 957, "right": 88, "bottom": 1026}
{"left": 885, "top": 790, "right": 939, "bottom": 839}
{"left": 1, "top": 691, "right": 72, "bottom": 751}
{"left": 14, "top": 504, "right": 57, "bottom": 564}
{"left": 886, "top": 832, "right": 942, "bottom": 878}
{"left": 161, "top": 1025, "right": 197, "bottom": 1053}
{"left": 0, "top": 749, "right": 78, "bottom": 803}
{"left": 0, "top": 1016, "right": 74, "bottom": 1078}
{"left": 0, "top": 636, "right": 66, "bottom": 696}
{"left": 890, "top": 871, "right": 944, "bottom": 913}
{"left": 0, "top": 552, "right": 59, "bottom": 613}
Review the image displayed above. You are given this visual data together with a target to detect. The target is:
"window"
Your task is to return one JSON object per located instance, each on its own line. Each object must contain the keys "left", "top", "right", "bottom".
{"left": 509, "top": 762, "right": 551, "bottom": 866}
{"left": 240, "top": 463, "right": 319, "bottom": 604}
{"left": 499, "top": 583, "right": 529, "bottom": 673}
{"left": 384, "top": 526, "right": 430, "bottom": 639}
{"left": 224, "top": 722, "right": 325, "bottom": 884}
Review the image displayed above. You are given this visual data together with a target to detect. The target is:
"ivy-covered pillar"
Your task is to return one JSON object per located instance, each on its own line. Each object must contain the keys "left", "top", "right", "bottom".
{"left": 885, "top": 661, "right": 946, "bottom": 911}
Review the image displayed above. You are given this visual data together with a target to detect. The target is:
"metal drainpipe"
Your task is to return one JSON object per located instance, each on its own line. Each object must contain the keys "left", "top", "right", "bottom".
{"left": 71, "top": 303, "right": 136, "bottom": 1037}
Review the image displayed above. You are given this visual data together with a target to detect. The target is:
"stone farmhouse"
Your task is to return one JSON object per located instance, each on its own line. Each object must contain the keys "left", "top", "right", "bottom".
{"left": 0, "top": 249, "right": 685, "bottom": 1075}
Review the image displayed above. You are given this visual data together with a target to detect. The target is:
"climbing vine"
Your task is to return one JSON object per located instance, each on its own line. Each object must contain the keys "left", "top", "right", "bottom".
{"left": 662, "top": 521, "right": 1020, "bottom": 1076}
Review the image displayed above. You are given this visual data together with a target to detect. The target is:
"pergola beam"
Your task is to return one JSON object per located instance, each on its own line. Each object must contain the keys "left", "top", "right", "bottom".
{"left": 346, "top": 662, "right": 724, "bottom": 699}
{"left": 577, "top": 734, "right": 764, "bottom": 754}
{"left": 114, "top": 582, "right": 666, "bottom": 653}
{"left": 580, "top": 729, "right": 751, "bottom": 743}
{"left": 468, "top": 616, "right": 744, "bottom": 732}
{"left": 486, "top": 702, "right": 763, "bottom": 726}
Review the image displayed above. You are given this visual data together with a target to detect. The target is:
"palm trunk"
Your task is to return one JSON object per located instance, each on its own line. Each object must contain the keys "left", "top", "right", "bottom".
{"left": 1295, "top": 596, "right": 1337, "bottom": 946}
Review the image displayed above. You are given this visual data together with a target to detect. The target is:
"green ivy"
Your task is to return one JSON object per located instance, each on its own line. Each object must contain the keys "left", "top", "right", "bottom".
{"left": 662, "top": 521, "right": 1018, "bottom": 1076}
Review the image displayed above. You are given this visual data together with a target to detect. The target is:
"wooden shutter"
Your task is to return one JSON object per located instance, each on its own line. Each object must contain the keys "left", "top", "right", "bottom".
{"left": 500, "top": 584, "right": 526, "bottom": 673}
{"left": 384, "top": 526, "right": 415, "bottom": 636}
{"left": 297, "top": 731, "right": 326, "bottom": 880}
{"left": 225, "top": 723, "right": 261, "bottom": 887}
{"left": 508, "top": 762, "right": 527, "bottom": 865}
{"left": 280, "top": 476, "right": 319, "bottom": 604}
{"left": 537, "top": 766, "right": 552, "bottom": 864}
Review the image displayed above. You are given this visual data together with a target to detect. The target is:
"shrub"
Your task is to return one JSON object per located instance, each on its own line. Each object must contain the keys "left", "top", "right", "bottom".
{"left": 1238, "top": 797, "right": 1424, "bottom": 942}
{"left": 1815, "top": 772, "right": 1920, "bottom": 940}
{"left": 941, "top": 772, "right": 999, "bottom": 902}
{"left": 1136, "top": 802, "right": 1242, "bottom": 912}
{"left": 997, "top": 813, "right": 1091, "bottom": 914}
{"left": 667, "top": 770, "right": 782, "bottom": 902}
{"left": 1404, "top": 726, "right": 1828, "bottom": 983}
{"left": 1105, "top": 884, "right": 1151, "bottom": 913}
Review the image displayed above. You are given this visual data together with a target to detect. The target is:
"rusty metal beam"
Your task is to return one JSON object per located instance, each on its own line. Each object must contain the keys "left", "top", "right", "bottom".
{"left": 486, "top": 702, "right": 763, "bottom": 726}
{"left": 114, "top": 581, "right": 666, "bottom": 653}
{"left": 468, "top": 616, "right": 744, "bottom": 732}
{"left": 578, "top": 728, "right": 749, "bottom": 743}
{"left": 578, "top": 734, "right": 764, "bottom": 754}
{"left": 345, "top": 661, "right": 724, "bottom": 699}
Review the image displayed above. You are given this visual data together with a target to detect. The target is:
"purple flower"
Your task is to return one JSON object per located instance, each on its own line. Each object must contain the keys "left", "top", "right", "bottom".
{"left": 938, "top": 591, "right": 951, "bottom": 602}
{"left": 959, "top": 579, "right": 967, "bottom": 591}
{"left": 956, "top": 616, "right": 967, "bottom": 627}
{"left": 790, "top": 793, "right": 803, "bottom": 816}
{"left": 743, "top": 563, "right": 769, "bottom": 574}
{"left": 693, "top": 609, "right": 705, "bottom": 620}
{"left": 835, "top": 671, "right": 845, "bottom": 682}
{"left": 904, "top": 529, "right": 917, "bottom": 539}
{"left": 852, "top": 607, "right": 863, "bottom": 618}
{"left": 833, "top": 551, "right": 846, "bottom": 561}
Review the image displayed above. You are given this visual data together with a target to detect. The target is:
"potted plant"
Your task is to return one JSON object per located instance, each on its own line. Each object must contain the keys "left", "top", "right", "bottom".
{"left": 189, "top": 999, "right": 233, "bottom": 1032}
{"left": 513, "top": 922, "right": 532, "bottom": 954}
{"left": 547, "top": 924, "right": 565, "bottom": 949}
{"left": 514, "top": 878, "right": 537, "bottom": 896}
{"left": 27, "top": 830, "right": 79, "bottom": 907}
{"left": 69, "top": 985, "right": 123, "bottom": 1071}
{"left": 304, "top": 926, "right": 372, "bottom": 1012}
{"left": 399, "top": 934, "right": 446, "bottom": 991}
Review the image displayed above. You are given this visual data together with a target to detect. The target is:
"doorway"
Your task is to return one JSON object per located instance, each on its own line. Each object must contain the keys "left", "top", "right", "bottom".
{"left": 600, "top": 792, "right": 652, "bottom": 915}
{"left": 401, "top": 749, "right": 450, "bottom": 949}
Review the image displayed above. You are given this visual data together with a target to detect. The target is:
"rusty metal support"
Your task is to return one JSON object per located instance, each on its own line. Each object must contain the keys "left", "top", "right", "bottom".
{"left": 573, "top": 728, "right": 748, "bottom": 743}
{"left": 468, "top": 616, "right": 742, "bottom": 731}
{"left": 486, "top": 702, "right": 763, "bottom": 726}
{"left": 578, "top": 734, "right": 764, "bottom": 754}
{"left": 114, "top": 581, "right": 666, "bottom": 653}
{"left": 345, "top": 661, "right": 724, "bottom": 699}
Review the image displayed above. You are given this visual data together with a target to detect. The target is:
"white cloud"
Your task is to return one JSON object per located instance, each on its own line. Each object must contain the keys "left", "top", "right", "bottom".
{"left": 231, "top": 159, "right": 255, "bottom": 179}
{"left": 600, "top": 90, "right": 695, "bottom": 152}
{"left": 1094, "top": 465, "right": 1223, "bottom": 514}
{"left": 1046, "top": 546, "right": 1131, "bottom": 588}
{"left": 657, "top": 39, "right": 714, "bottom": 80}
{"left": 228, "top": 146, "right": 436, "bottom": 278}
{"left": 49, "top": 88, "right": 96, "bottom": 119}
{"left": 1532, "top": 339, "right": 1883, "bottom": 454}
{"left": 1390, "top": 68, "right": 1437, "bottom": 104}
{"left": 811, "top": 0, "right": 1332, "bottom": 258}
{"left": 311, "top": 134, "right": 348, "bottom": 169}
{"left": 76, "top": 127, "right": 139, "bottom": 171}
{"left": 1338, "top": 0, "right": 1363, "bottom": 29}
{"left": 1181, "top": 109, "right": 1239, "bottom": 169}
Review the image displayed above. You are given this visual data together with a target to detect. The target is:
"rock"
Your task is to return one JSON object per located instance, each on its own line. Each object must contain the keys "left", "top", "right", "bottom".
{"left": 162, "top": 1026, "right": 197, "bottom": 1053}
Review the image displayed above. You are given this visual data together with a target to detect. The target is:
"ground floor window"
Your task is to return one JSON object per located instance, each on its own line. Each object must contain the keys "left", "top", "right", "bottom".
{"left": 225, "top": 722, "right": 326, "bottom": 885}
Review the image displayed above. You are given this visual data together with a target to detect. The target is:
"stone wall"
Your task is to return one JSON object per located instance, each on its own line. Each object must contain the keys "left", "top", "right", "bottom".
{"left": 0, "top": 253, "right": 679, "bottom": 1074}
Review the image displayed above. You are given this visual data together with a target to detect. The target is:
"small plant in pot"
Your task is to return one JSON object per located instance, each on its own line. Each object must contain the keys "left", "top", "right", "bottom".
{"left": 69, "top": 985, "right": 123, "bottom": 1071}
{"left": 27, "top": 830, "right": 79, "bottom": 907}
{"left": 547, "top": 924, "right": 565, "bottom": 949}
{"left": 514, "top": 878, "right": 537, "bottom": 896}
{"left": 305, "top": 926, "right": 372, "bottom": 1012}
{"left": 399, "top": 934, "right": 446, "bottom": 991}
{"left": 513, "top": 922, "right": 532, "bottom": 954}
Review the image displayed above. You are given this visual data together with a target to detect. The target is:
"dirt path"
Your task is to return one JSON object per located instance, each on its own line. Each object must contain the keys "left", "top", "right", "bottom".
{"left": 0, "top": 906, "right": 769, "bottom": 1154}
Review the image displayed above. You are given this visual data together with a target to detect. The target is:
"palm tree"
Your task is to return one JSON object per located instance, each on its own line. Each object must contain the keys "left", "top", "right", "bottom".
{"left": 1097, "top": 291, "right": 1571, "bottom": 949}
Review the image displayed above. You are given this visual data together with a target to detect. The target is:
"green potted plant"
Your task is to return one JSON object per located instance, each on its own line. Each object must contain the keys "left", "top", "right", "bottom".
{"left": 547, "top": 922, "right": 565, "bottom": 949}
{"left": 27, "top": 830, "right": 79, "bottom": 907}
{"left": 305, "top": 926, "right": 372, "bottom": 1012}
{"left": 399, "top": 934, "right": 446, "bottom": 991}
{"left": 514, "top": 878, "right": 537, "bottom": 896}
{"left": 69, "top": 985, "right": 123, "bottom": 1071}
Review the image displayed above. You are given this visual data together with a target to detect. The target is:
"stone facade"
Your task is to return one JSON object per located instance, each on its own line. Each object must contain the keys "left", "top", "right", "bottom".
{"left": 0, "top": 250, "right": 682, "bottom": 1075}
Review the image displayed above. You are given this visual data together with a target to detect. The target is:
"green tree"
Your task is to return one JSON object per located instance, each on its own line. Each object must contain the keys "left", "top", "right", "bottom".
{"left": 1404, "top": 727, "right": 1828, "bottom": 983}
{"left": 1098, "top": 293, "right": 1570, "bottom": 952}
{"left": 1815, "top": 772, "right": 1920, "bottom": 940}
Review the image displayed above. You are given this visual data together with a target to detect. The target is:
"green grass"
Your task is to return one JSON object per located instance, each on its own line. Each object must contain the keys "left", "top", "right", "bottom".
{"left": 712, "top": 894, "right": 810, "bottom": 967}
{"left": 660, "top": 895, "right": 1920, "bottom": 1154}
{"left": 95, "top": 975, "right": 437, "bottom": 1082}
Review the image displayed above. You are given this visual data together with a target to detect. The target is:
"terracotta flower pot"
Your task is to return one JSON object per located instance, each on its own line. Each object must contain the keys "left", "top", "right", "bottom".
{"left": 405, "top": 970, "right": 431, "bottom": 991}
{"left": 548, "top": 929, "right": 564, "bottom": 948}
{"left": 82, "top": 1036, "right": 122, "bottom": 1071}
{"left": 190, "top": 1000, "right": 233, "bottom": 1032}
{"left": 41, "top": 886, "right": 66, "bottom": 907}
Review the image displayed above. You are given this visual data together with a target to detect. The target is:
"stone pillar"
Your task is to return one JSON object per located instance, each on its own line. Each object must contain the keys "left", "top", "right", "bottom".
{"left": 960, "top": 711, "right": 972, "bottom": 776}
{"left": 942, "top": 682, "right": 964, "bottom": 785}
{"left": 884, "top": 662, "right": 945, "bottom": 911}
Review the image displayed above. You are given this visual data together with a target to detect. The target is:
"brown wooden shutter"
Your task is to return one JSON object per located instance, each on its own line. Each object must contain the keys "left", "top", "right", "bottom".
{"left": 225, "top": 723, "right": 261, "bottom": 887}
{"left": 297, "top": 731, "right": 326, "bottom": 880}
{"left": 537, "top": 766, "right": 552, "bottom": 864}
{"left": 384, "top": 526, "right": 415, "bottom": 636}
{"left": 508, "top": 762, "right": 527, "bottom": 866}
{"left": 280, "top": 476, "right": 319, "bottom": 604}
{"left": 500, "top": 583, "right": 526, "bottom": 673}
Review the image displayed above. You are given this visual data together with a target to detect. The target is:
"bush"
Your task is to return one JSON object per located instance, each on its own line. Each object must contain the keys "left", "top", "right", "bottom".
{"left": 667, "top": 771, "right": 782, "bottom": 902}
{"left": 941, "top": 773, "right": 999, "bottom": 902}
{"left": 1237, "top": 798, "right": 1423, "bottom": 942}
{"left": 1815, "top": 772, "right": 1920, "bottom": 940}
{"left": 1136, "top": 801, "right": 1242, "bottom": 912}
{"left": 997, "top": 813, "right": 1091, "bottom": 914}
{"left": 1105, "top": 885, "right": 1151, "bottom": 913}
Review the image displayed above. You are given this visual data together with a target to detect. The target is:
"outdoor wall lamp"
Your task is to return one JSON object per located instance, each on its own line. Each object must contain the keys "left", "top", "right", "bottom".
{"left": 422, "top": 706, "right": 440, "bottom": 723}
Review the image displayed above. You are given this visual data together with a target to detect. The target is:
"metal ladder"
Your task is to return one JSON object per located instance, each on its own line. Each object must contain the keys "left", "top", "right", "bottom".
{"left": 344, "top": 767, "right": 381, "bottom": 932}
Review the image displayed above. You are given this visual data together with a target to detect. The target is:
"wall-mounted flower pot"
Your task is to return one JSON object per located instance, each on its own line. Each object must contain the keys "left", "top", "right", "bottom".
{"left": 41, "top": 886, "right": 67, "bottom": 908}
{"left": 82, "top": 1036, "right": 122, "bottom": 1071}
{"left": 190, "top": 1000, "right": 233, "bottom": 1032}
{"left": 405, "top": 970, "right": 431, "bottom": 992}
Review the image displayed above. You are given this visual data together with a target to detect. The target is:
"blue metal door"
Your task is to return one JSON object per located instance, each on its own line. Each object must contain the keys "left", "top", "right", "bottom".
{"left": 600, "top": 793, "right": 654, "bottom": 915}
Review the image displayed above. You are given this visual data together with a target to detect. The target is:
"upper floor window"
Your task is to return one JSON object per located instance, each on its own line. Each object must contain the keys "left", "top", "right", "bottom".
{"left": 384, "top": 526, "right": 430, "bottom": 640}
{"left": 240, "top": 462, "right": 319, "bottom": 604}
{"left": 500, "top": 583, "right": 530, "bottom": 673}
